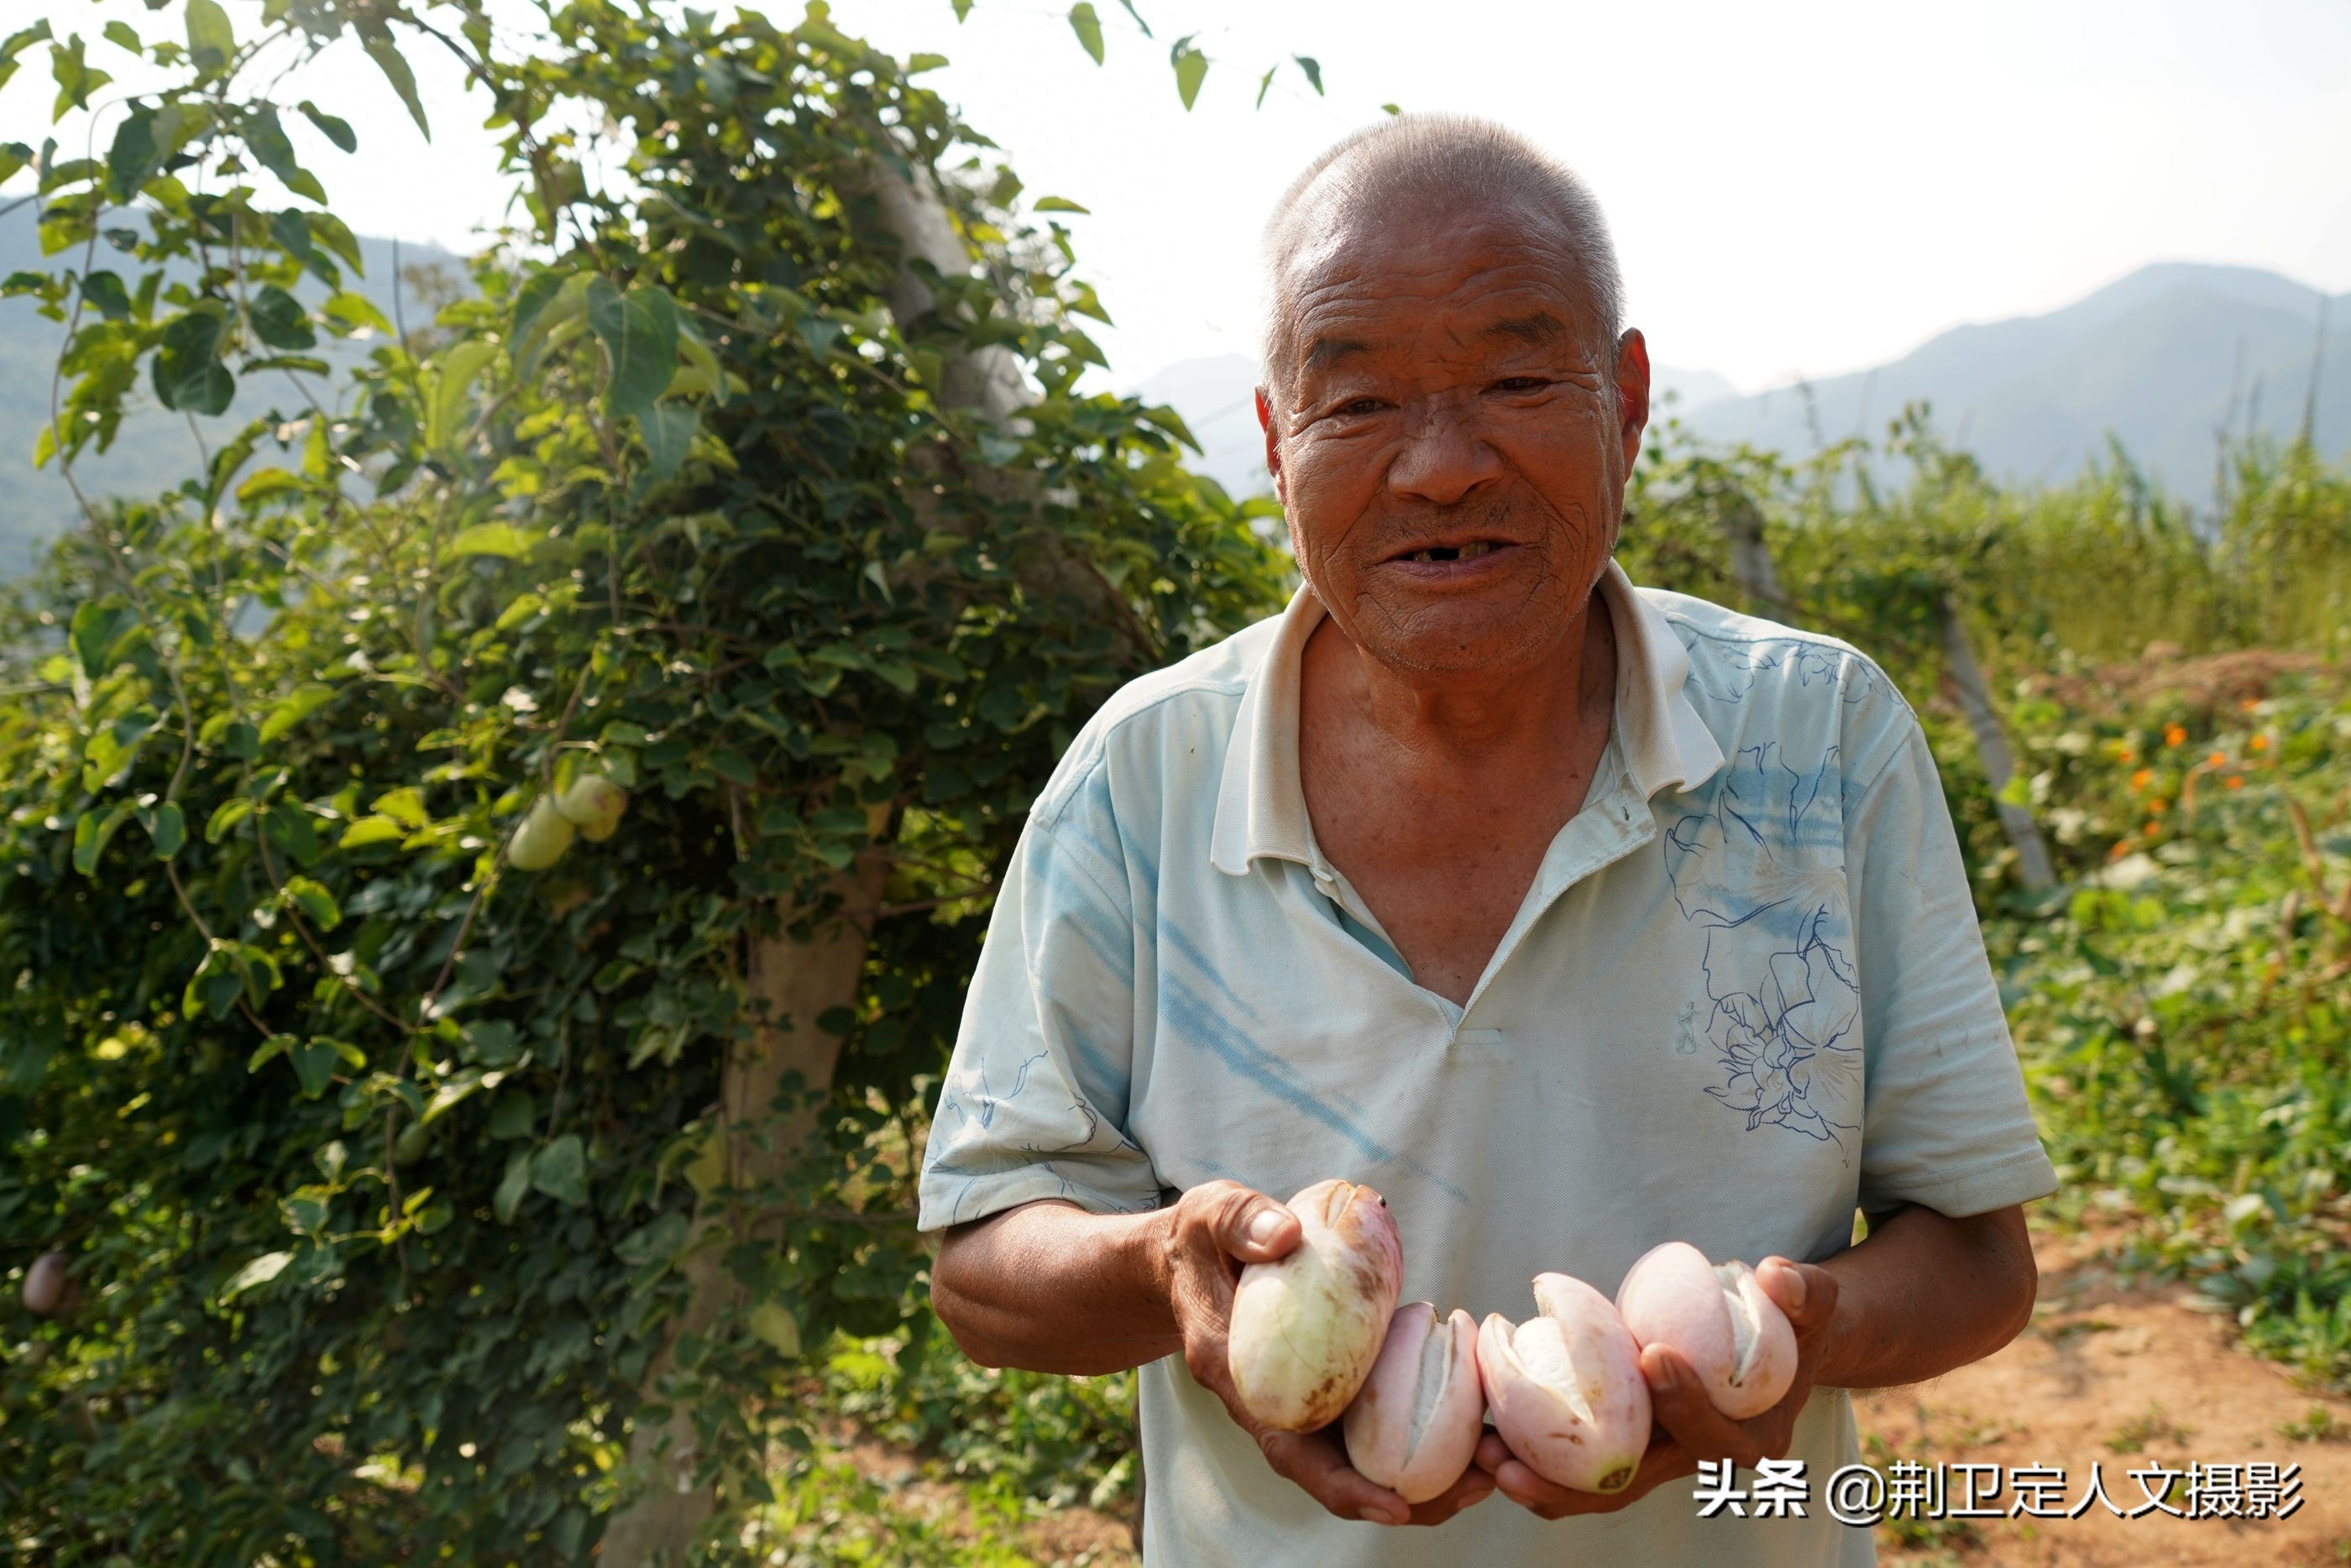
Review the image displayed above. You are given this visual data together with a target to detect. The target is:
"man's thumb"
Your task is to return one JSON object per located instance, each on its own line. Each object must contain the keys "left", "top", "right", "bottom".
{"left": 1223, "top": 1194, "right": 1300, "bottom": 1262}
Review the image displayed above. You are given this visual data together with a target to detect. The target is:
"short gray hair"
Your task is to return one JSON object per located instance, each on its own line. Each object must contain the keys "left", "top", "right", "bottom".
{"left": 1259, "top": 115, "right": 1625, "bottom": 389}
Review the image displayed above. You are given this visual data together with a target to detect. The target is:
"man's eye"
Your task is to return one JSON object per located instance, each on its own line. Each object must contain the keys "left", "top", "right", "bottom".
{"left": 1490, "top": 376, "right": 1547, "bottom": 394}
{"left": 1334, "top": 397, "right": 1385, "bottom": 416}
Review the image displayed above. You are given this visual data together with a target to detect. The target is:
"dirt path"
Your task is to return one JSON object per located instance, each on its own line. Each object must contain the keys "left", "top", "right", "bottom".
{"left": 861, "top": 1220, "right": 2351, "bottom": 1565}
{"left": 1861, "top": 1222, "right": 2351, "bottom": 1565}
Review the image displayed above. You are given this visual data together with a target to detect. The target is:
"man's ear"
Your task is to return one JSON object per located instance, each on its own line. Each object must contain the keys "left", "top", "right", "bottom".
{"left": 1254, "top": 386, "right": 1287, "bottom": 506}
{"left": 1615, "top": 328, "right": 1652, "bottom": 469}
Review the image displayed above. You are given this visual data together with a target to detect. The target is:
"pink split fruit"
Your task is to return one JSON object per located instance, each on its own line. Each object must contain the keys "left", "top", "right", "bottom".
{"left": 1342, "top": 1302, "right": 1485, "bottom": 1503}
{"left": 1478, "top": 1273, "right": 1652, "bottom": 1494}
{"left": 1615, "top": 1241, "right": 1798, "bottom": 1420}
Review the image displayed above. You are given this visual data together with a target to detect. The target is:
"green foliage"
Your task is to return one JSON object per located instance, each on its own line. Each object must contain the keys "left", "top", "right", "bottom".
{"left": 823, "top": 1326, "right": 1138, "bottom": 1513}
{"left": 0, "top": 2, "right": 1281, "bottom": 1561}
{"left": 1987, "top": 680, "right": 2351, "bottom": 1388}
{"left": 1626, "top": 410, "right": 2351, "bottom": 678}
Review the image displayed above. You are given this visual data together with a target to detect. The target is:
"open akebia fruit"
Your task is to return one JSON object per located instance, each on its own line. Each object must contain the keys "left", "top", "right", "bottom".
{"left": 1226, "top": 1179, "right": 1404, "bottom": 1432}
{"left": 1479, "top": 1273, "right": 1652, "bottom": 1493}
{"left": 1615, "top": 1241, "right": 1798, "bottom": 1420}
{"left": 1342, "top": 1303, "right": 1485, "bottom": 1502}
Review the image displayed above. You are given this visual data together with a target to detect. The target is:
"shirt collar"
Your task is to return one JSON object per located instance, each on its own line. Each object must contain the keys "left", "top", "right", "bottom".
{"left": 1208, "top": 560, "right": 1727, "bottom": 876}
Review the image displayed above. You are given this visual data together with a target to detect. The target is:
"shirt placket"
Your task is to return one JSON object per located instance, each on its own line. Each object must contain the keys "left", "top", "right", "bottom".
{"left": 1458, "top": 745, "right": 1660, "bottom": 1019}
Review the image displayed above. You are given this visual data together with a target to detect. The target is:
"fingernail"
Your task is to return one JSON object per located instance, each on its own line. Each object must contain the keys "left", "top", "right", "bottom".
{"left": 1651, "top": 1353, "right": 1683, "bottom": 1389}
{"left": 1775, "top": 1262, "right": 1806, "bottom": 1310}
{"left": 1359, "top": 1505, "right": 1406, "bottom": 1526}
{"left": 1246, "top": 1208, "right": 1285, "bottom": 1247}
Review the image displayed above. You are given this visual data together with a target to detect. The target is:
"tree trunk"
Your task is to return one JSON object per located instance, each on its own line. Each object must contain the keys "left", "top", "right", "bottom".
{"left": 599, "top": 848, "right": 890, "bottom": 1567}
{"left": 1717, "top": 489, "right": 1783, "bottom": 610}
{"left": 1939, "top": 596, "right": 2057, "bottom": 894}
{"left": 600, "top": 148, "right": 1014, "bottom": 1568}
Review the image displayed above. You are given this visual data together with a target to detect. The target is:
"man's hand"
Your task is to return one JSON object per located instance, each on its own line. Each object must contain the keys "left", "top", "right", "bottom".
{"left": 1165, "top": 1180, "right": 1496, "bottom": 1529}
{"left": 1479, "top": 1257, "right": 1839, "bottom": 1520}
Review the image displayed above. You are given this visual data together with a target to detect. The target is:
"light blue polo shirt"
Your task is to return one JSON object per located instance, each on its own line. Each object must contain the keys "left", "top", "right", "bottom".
{"left": 918, "top": 562, "right": 2057, "bottom": 1566}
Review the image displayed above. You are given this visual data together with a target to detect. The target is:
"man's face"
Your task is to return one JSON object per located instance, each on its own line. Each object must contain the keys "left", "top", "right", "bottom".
{"left": 1259, "top": 205, "right": 1649, "bottom": 678}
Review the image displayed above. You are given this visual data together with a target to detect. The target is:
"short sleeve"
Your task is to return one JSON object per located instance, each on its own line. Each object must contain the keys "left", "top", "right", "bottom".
{"left": 917, "top": 772, "right": 1163, "bottom": 1231}
{"left": 1847, "top": 716, "right": 2058, "bottom": 1217}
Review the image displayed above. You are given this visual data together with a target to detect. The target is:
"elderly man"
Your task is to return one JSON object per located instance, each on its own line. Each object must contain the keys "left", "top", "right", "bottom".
{"left": 919, "top": 116, "right": 2053, "bottom": 1564}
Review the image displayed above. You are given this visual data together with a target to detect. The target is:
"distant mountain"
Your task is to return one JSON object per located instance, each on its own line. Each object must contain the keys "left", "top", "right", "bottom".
{"left": 1650, "top": 363, "right": 1736, "bottom": 412}
{"left": 1129, "top": 354, "right": 1738, "bottom": 499}
{"left": 1683, "top": 263, "right": 2348, "bottom": 500}
{"left": 8, "top": 227, "right": 2340, "bottom": 577}
{"left": 0, "top": 206, "right": 465, "bottom": 574}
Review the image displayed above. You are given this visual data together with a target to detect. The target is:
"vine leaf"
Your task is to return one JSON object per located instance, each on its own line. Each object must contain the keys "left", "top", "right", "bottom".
{"left": 184, "top": 0, "right": 235, "bottom": 76}
{"left": 0, "top": 22, "right": 54, "bottom": 98}
{"left": 79, "top": 271, "right": 131, "bottom": 319}
{"left": 361, "top": 31, "right": 431, "bottom": 139}
{"left": 531, "top": 1136, "right": 590, "bottom": 1207}
{"left": 50, "top": 35, "right": 113, "bottom": 119}
{"left": 284, "top": 875, "right": 342, "bottom": 931}
{"left": 152, "top": 308, "right": 235, "bottom": 416}
{"left": 71, "top": 802, "right": 134, "bottom": 876}
{"left": 220, "top": 1251, "right": 293, "bottom": 1301}
{"left": 494, "top": 1149, "right": 532, "bottom": 1224}
{"left": 586, "top": 278, "right": 679, "bottom": 418}
{"left": 106, "top": 105, "right": 160, "bottom": 202}
{"left": 1170, "top": 34, "right": 1206, "bottom": 110}
{"left": 288, "top": 1038, "right": 339, "bottom": 1098}
{"left": 140, "top": 801, "right": 186, "bottom": 860}
{"left": 637, "top": 402, "right": 698, "bottom": 485}
{"left": 449, "top": 522, "right": 537, "bottom": 559}
{"left": 296, "top": 99, "right": 357, "bottom": 154}
{"left": 249, "top": 285, "right": 316, "bottom": 351}
{"left": 243, "top": 106, "right": 327, "bottom": 204}
{"left": 1067, "top": 3, "right": 1103, "bottom": 65}
{"left": 425, "top": 338, "right": 500, "bottom": 452}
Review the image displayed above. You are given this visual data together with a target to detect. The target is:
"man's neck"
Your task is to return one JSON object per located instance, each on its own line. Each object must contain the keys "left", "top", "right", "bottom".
{"left": 1303, "top": 584, "right": 1617, "bottom": 783}
{"left": 1294, "top": 579, "right": 1623, "bottom": 1004}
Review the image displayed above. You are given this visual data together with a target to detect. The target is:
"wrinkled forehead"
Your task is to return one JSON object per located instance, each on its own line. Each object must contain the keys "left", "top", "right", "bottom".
{"left": 1269, "top": 197, "right": 1607, "bottom": 377}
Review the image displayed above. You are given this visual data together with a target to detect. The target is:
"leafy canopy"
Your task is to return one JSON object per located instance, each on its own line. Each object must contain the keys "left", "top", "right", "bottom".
{"left": 0, "top": 1, "right": 1284, "bottom": 1561}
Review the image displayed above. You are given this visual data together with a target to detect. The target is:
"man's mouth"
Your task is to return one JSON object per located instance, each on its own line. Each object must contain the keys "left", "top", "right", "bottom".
{"left": 1401, "top": 541, "right": 1501, "bottom": 563}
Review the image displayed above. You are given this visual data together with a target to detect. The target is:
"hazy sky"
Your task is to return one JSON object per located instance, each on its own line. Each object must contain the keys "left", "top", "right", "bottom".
{"left": 14, "top": 0, "right": 2350, "bottom": 392}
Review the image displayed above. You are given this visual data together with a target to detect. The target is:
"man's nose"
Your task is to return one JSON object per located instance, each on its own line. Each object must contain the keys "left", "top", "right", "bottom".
{"left": 1385, "top": 400, "right": 1504, "bottom": 505}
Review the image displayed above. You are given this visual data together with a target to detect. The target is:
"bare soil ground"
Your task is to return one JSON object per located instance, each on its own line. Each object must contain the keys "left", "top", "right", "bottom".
{"left": 2034, "top": 647, "right": 2346, "bottom": 717}
{"left": 851, "top": 1220, "right": 2351, "bottom": 1565}
{"left": 1862, "top": 1222, "right": 2351, "bottom": 1566}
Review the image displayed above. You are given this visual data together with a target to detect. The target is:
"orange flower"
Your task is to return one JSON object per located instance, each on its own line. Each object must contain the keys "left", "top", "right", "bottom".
{"left": 2109, "top": 839, "right": 2131, "bottom": 860}
{"left": 2207, "top": 752, "right": 2228, "bottom": 768}
{"left": 2164, "top": 724, "right": 2187, "bottom": 747}
{"left": 2117, "top": 749, "right": 2137, "bottom": 765}
{"left": 2149, "top": 797, "right": 2169, "bottom": 813}
{"left": 2130, "top": 768, "right": 2154, "bottom": 792}
{"left": 2225, "top": 776, "right": 2244, "bottom": 789}
{"left": 2144, "top": 821, "right": 2163, "bottom": 837}
{"left": 2250, "top": 734, "right": 2269, "bottom": 752}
